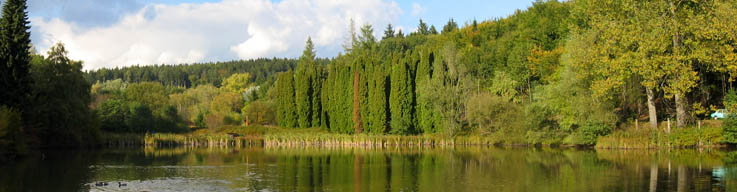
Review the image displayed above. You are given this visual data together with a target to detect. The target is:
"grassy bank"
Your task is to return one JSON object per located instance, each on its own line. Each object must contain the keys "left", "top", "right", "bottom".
{"left": 596, "top": 120, "right": 725, "bottom": 149}
{"left": 102, "top": 125, "right": 508, "bottom": 148}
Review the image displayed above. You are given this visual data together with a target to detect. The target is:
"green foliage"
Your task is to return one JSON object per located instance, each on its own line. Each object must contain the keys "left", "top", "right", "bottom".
{"left": 195, "top": 113, "right": 206, "bottom": 128}
{"left": 125, "top": 82, "right": 169, "bottom": 111}
{"left": 220, "top": 73, "right": 253, "bottom": 94}
{"left": 210, "top": 92, "right": 244, "bottom": 115}
{"left": 723, "top": 114, "right": 737, "bottom": 144}
{"left": 0, "top": 106, "right": 25, "bottom": 156}
{"left": 441, "top": 19, "right": 458, "bottom": 34}
{"left": 276, "top": 71, "right": 297, "bottom": 128}
{"left": 29, "top": 42, "right": 100, "bottom": 146}
{"left": 323, "top": 57, "right": 354, "bottom": 134}
{"left": 85, "top": 58, "right": 301, "bottom": 88}
{"left": 366, "top": 65, "right": 388, "bottom": 134}
{"left": 389, "top": 55, "right": 414, "bottom": 134}
{"left": 0, "top": 0, "right": 32, "bottom": 110}
{"left": 724, "top": 89, "right": 737, "bottom": 112}
{"left": 383, "top": 24, "right": 395, "bottom": 39}
{"left": 465, "top": 92, "right": 521, "bottom": 135}
{"left": 126, "top": 102, "right": 154, "bottom": 133}
{"left": 97, "top": 99, "right": 129, "bottom": 132}
{"left": 242, "top": 100, "right": 276, "bottom": 125}
{"left": 295, "top": 38, "right": 317, "bottom": 128}
{"left": 576, "top": 121, "right": 612, "bottom": 145}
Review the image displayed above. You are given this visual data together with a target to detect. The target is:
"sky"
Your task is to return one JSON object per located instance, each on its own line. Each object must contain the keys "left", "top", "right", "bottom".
{"left": 26, "top": 0, "right": 536, "bottom": 70}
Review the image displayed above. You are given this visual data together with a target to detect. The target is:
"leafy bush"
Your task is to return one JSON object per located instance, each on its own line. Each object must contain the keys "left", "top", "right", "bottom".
{"left": 97, "top": 99, "right": 129, "bottom": 132}
{"left": 723, "top": 114, "right": 737, "bottom": 144}
{"left": 0, "top": 106, "right": 25, "bottom": 155}
{"left": 126, "top": 102, "right": 155, "bottom": 133}
{"left": 242, "top": 100, "right": 276, "bottom": 125}
{"left": 576, "top": 121, "right": 612, "bottom": 145}
{"left": 465, "top": 92, "right": 521, "bottom": 134}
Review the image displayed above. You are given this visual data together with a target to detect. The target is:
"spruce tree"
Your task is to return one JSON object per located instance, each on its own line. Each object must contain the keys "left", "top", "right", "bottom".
{"left": 417, "top": 19, "right": 429, "bottom": 35}
{"left": 0, "top": 0, "right": 31, "bottom": 109}
{"left": 383, "top": 24, "right": 395, "bottom": 40}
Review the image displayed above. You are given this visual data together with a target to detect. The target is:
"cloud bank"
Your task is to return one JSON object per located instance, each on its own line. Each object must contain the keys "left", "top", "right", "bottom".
{"left": 30, "top": 0, "right": 402, "bottom": 70}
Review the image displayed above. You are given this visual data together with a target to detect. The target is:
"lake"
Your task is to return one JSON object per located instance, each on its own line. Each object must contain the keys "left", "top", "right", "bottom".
{"left": 1, "top": 146, "right": 736, "bottom": 191}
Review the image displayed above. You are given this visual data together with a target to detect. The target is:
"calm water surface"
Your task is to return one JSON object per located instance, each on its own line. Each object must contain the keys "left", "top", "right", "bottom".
{"left": 2, "top": 146, "right": 737, "bottom": 191}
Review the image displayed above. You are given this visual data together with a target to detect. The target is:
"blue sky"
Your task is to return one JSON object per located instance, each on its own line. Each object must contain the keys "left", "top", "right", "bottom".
{"left": 26, "top": 0, "right": 536, "bottom": 69}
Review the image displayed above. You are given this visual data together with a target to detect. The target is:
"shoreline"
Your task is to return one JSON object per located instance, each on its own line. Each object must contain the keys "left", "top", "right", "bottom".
{"left": 99, "top": 125, "right": 731, "bottom": 149}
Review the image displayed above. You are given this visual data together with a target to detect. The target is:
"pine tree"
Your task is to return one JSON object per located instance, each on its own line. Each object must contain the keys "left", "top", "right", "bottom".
{"left": 0, "top": 0, "right": 31, "bottom": 110}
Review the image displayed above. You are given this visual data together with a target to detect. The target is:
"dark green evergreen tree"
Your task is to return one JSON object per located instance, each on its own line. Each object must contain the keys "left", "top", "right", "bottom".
{"left": 383, "top": 23, "right": 395, "bottom": 40}
{"left": 276, "top": 71, "right": 297, "bottom": 128}
{"left": 0, "top": 0, "right": 32, "bottom": 110}
{"left": 417, "top": 19, "right": 429, "bottom": 35}
{"left": 390, "top": 54, "right": 413, "bottom": 134}
{"left": 295, "top": 38, "right": 315, "bottom": 128}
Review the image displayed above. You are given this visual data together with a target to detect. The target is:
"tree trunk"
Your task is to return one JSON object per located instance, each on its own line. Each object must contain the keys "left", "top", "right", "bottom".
{"left": 647, "top": 88, "right": 658, "bottom": 129}
{"left": 671, "top": 0, "right": 686, "bottom": 128}
{"left": 352, "top": 71, "right": 363, "bottom": 133}
{"left": 675, "top": 93, "right": 686, "bottom": 128}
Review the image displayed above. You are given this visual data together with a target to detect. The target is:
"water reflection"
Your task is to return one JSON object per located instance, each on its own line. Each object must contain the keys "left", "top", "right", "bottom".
{"left": 1, "top": 147, "right": 737, "bottom": 191}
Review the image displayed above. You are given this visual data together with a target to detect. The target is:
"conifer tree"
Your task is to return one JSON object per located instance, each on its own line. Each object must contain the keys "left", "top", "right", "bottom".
{"left": 417, "top": 19, "right": 429, "bottom": 35}
{"left": 276, "top": 71, "right": 297, "bottom": 128}
{"left": 390, "top": 53, "right": 413, "bottom": 134}
{"left": 295, "top": 38, "right": 315, "bottom": 128}
{"left": 383, "top": 24, "right": 395, "bottom": 40}
{"left": 0, "top": 0, "right": 31, "bottom": 110}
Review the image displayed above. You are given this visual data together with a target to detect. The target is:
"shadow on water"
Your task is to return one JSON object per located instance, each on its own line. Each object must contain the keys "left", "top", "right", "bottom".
{"left": 0, "top": 150, "right": 101, "bottom": 192}
{"left": 2, "top": 147, "right": 737, "bottom": 191}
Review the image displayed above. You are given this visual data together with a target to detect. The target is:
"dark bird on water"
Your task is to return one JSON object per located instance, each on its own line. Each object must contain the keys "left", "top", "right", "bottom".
{"left": 94, "top": 182, "right": 108, "bottom": 186}
{"left": 118, "top": 182, "right": 127, "bottom": 187}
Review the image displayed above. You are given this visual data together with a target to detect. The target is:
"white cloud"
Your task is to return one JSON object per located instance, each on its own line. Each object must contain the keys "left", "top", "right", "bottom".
{"left": 411, "top": 3, "right": 425, "bottom": 17}
{"left": 30, "top": 0, "right": 402, "bottom": 70}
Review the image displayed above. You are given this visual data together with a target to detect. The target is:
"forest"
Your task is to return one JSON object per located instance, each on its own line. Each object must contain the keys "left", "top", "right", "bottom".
{"left": 3, "top": 0, "right": 737, "bottom": 160}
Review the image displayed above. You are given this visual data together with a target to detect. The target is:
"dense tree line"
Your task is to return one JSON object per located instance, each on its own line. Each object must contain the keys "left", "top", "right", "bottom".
{"left": 274, "top": 0, "right": 737, "bottom": 144}
{"left": 84, "top": 57, "right": 331, "bottom": 88}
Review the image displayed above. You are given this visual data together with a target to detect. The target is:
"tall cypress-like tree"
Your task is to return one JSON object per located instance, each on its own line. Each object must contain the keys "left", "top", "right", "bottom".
{"left": 0, "top": 0, "right": 32, "bottom": 110}
{"left": 367, "top": 63, "right": 388, "bottom": 134}
{"left": 276, "top": 71, "right": 297, "bottom": 128}
{"left": 295, "top": 38, "right": 315, "bottom": 128}
{"left": 390, "top": 53, "right": 413, "bottom": 134}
